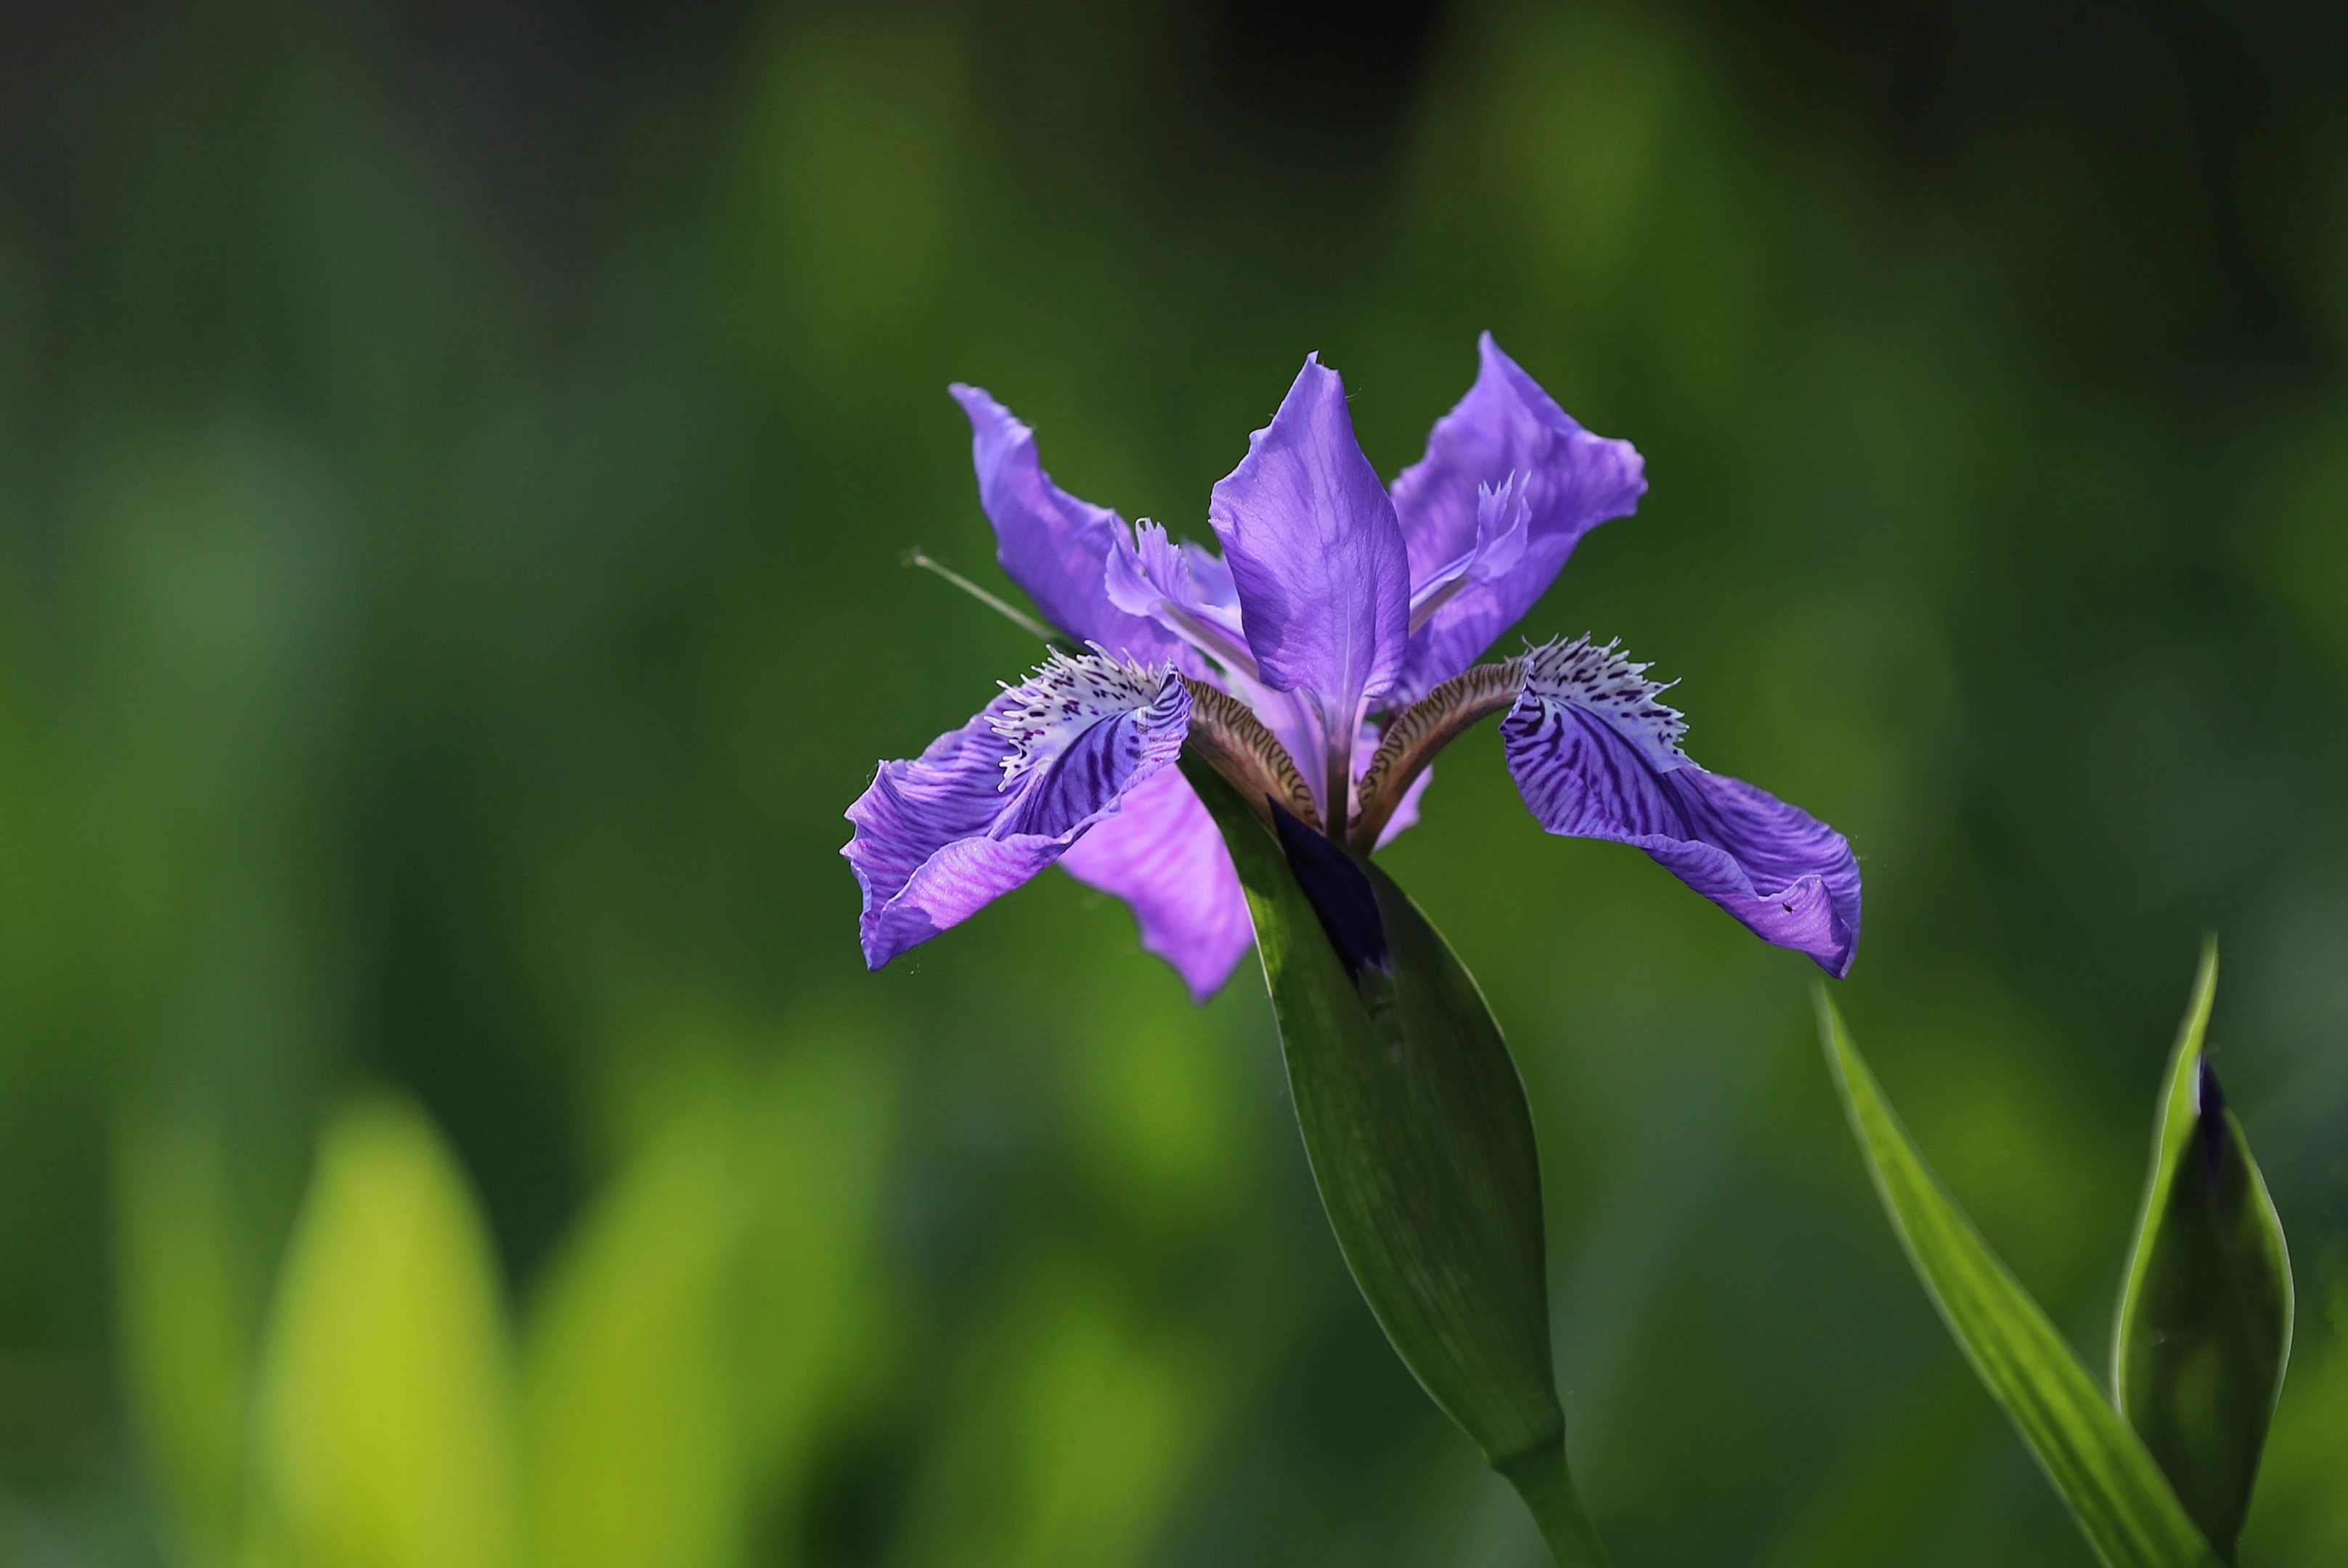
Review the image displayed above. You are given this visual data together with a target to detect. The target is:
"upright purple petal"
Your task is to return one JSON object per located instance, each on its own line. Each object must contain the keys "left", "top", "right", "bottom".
{"left": 951, "top": 385, "right": 1182, "bottom": 664}
{"left": 1058, "top": 765, "right": 1254, "bottom": 1001}
{"left": 1207, "top": 355, "right": 1411, "bottom": 730}
{"left": 844, "top": 652, "right": 1191, "bottom": 969}
{"left": 1104, "top": 520, "right": 1329, "bottom": 784}
{"left": 1389, "top": 335, "right": 1647, "bottom": 702}
{"left": 1500, "top": 639, "right": 1861, "bottom": 976}
{"left": 1406, "top": 476, "right": 1531, "bottom": 632}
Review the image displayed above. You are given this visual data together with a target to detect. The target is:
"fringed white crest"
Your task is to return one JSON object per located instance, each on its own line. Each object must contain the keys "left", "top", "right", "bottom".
{"left": 992, "top": 646, "right": 1183, "bottom": 787}
{"left": 1519, "top": 636, "right": 1689, "bottom": 769}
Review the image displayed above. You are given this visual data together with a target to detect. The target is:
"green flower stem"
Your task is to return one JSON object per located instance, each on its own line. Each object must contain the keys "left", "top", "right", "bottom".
{"left": 1496, "top": 1438, "right": 1615, "bottom": 1568}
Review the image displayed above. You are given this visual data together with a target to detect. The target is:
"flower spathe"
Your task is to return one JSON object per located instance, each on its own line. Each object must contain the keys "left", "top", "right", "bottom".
{"left": 844, "top": 334, "right": 1863, "bottom": 995}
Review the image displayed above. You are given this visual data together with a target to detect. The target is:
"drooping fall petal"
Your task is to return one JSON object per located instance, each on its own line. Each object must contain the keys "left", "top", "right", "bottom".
{"left": 844, "top": 651, "right": 1191, "bottom": 969}
{"left": 1057, "top": 764, "right": 1254, "bottom": 1000}
{"left": 1500, "top": 638, "right": 1860, "bottom": 976}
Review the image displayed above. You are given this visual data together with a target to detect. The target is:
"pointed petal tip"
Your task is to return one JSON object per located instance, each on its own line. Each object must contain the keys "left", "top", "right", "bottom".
{"left": 1387, "top": 339, "right": 1651, "bottom": 700}
{"left": 949, "top": 381, "right": 1007, "bottom": 422}
{"left": 1210, "top": 349, "right": 1410, "bottom": 711}
{"left": 948, "top": 382, "right": 1186, "bottom": 661}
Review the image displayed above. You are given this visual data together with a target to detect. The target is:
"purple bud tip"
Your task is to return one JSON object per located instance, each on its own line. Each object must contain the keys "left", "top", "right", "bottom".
{"left": 2196, "top": 1055, "right": 2230, "bottom": 1193}
{"left": 1271, "top": 802, "right": 1388, "bottom": 980}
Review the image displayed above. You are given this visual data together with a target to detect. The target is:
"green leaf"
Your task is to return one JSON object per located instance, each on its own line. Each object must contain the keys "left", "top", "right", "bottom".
{"left": 113, "top": 1111, "right": 248, "bottom": 1568}
{"left": 1812, "top": 989, "right": 2219, "bottom": 1568}
{"left": 2112, "top": 942, "right": 2294, "bottom": 1561}
{"left": 523, "top": 1103, "right": 746, "bottom": 1568}
{"left": 248, "top": 1095, "right": 523, "bottom": 1568}
{"left": 1184, "top": 759, "right": 1608, "bottom": 1568}
{"left": 523, "top": 1042, "right": 897, "bottom": 1568}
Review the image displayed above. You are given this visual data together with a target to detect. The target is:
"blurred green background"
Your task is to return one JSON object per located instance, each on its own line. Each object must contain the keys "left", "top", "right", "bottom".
{"left": 3, "top": 0, "right": 2347, "bottom": 1564}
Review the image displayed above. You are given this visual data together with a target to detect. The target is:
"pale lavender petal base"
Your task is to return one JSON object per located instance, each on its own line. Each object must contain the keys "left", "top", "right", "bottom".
{"left": 844, "top": 672, "right": 1190, "bottom": 970}
{"left": 1059, "top": 766, "right": 1254, "bottom": 1000}
{"left": 1372, "top": 765, "right": 1435, "bottom": 851}
{"left": 1501, "top": 698, "right": 1861, "bottom": 976}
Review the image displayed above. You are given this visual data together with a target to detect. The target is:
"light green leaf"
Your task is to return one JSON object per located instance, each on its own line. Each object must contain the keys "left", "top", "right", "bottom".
{"left": 248, "top": 1095, "right": 523, "bottom": 1568}
{"left": 1185, "top": 759, "right": 1607, "bottom": 1568}
{"left": 1813, "top": 989, "right": 2219, "bottom": 1568}
{"left": 523, "top": 1039, "right": 897, "bottom": 1568}
{"left": 888, "top": 1267, "right": 1225, "bottom": 1568}
{"left": 2112, "top": 942, "right": 2294, "bottom": 1561}
{"left": 523, "top": 1103, "right": 745, "bottom": 1568}
{"left": 113, "top": 1111, "right": 248, "bottom": 1568}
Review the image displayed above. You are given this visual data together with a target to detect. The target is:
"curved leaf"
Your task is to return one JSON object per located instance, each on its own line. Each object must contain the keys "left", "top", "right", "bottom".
{"left": 248, "top": 1095, "right": 523, "bottom": 1568}
{"left": 1813, "top": 990, "right": 2218, "bottom": 1568}
{"left": 1184, "top": 758, "right": 1608, "bottom": 1567}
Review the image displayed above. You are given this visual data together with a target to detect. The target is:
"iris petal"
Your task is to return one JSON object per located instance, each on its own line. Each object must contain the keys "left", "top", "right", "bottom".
{"left": 950, "top": 384, "right": 1183, "bottom": 664}
{"left": 843, "top": 652, "right": 1191, "bottom": 970}
{"left": 1106, "top": 520, "right": 1256, "bottom": 677}
{"left": 1501, "top": 638, "right": 1861, "bottom": 976}
{"left": 1058, "top": 766, "right": 1254, "bottom": 1000}
{"left": 1389, "top": 335, "right": 1647, "bottom": 703}
{"left": 1408, "top": 477, "right": 1530, "bottom": 634}
{"left": 1207, "top": 355, "right": 1411, "bottom": 727}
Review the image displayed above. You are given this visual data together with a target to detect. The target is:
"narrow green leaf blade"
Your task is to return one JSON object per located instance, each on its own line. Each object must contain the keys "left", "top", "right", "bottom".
{"left": 1813, "top": 989, "right": 2218, "bottom": 1568}
{"left": 1185, "top": 759, "right": 1607, "bottom": 1567}
{"left": 2113, "top": 942, "right": 2294, "bottom": 1560}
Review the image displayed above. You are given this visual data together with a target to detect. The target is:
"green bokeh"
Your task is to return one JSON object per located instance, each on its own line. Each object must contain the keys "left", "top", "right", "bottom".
{"left": 3, "top": 1, "right": 2347, "bottom": 1564}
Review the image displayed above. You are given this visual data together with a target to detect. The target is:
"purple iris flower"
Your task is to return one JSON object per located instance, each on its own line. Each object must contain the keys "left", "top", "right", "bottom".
{"left": 844, "top": 335, "right": 1862, "bottom": 997}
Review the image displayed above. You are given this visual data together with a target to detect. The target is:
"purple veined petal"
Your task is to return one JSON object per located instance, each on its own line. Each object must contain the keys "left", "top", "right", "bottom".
{"left": 1408, "top": 476, "right": 1531, "bottom": 634}
{"left": 1104, "top": 519, "right": 1333, "bottom": 807}
{"left": 950, "top": 384, "right": 1183, "bottom": 664}
{"left": 1058, "top": 764, "right": 1255, "bottom": 1001}
{"left": 843, "top": 650, "right": 1191, "bottom": 970}
{"left": 1106, "top": 519, "right": 1259, "bottom": 677}
{"left": 1207, "top": 354, "right": 1411, "bottom": 743}
{"left": 1500, "top": 637, "right": 1861, "bottom": 976}
{"left": 1389, "top": 335, "right": 1647, "bottom": 703}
